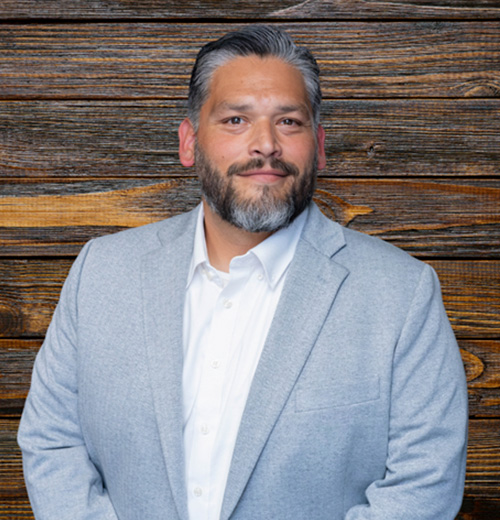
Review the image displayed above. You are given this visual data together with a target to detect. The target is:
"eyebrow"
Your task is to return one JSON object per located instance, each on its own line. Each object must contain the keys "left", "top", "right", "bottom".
{"left": 215, "top": 101, "right": 310, "bottom": 115}
{"left": 276, "top": 104, "right": 310, "bottom": 114}
{"left": 217, "top": 102, "right": 252, "bottom": 113}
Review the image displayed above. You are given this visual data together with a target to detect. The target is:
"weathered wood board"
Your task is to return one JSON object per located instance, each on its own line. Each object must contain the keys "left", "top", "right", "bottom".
{"left": 1, "top": 0, "right": 500, "bottom": 20}
{"left": 1, "top": 23, "right": 499, "bottom": 100}
{"left": 1, "top": 100, "right": 499, "bottom": 178}
{"left": 1, "top": 178, "right": 499, "bottom": 256}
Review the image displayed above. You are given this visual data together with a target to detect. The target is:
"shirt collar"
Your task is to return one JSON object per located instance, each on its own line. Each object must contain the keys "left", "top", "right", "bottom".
{"left": 186, "top": 205, "right": 211, "bottom": 288}
{"left": 250, "top": 207, "right": 307, "bottom": 288}
{"left": 186, "top": 203, "right": 308, "bottom": 289}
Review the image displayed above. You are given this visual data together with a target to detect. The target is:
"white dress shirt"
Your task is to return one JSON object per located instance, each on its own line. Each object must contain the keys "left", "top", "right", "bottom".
{"left": 182, "top": 205, "right": 307, "bottom": 520}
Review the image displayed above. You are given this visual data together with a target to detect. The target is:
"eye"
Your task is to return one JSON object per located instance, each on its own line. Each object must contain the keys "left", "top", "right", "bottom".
{"left": 280, "top": 118, "right": 301, "bottom": 126}
{"left": 226, "top": 116, "right": 243, "bottom": 125}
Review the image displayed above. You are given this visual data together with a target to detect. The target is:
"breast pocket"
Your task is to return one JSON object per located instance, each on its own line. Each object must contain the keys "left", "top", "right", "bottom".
{"left": 295, "top": 377, "right": 380, "bottom": 413}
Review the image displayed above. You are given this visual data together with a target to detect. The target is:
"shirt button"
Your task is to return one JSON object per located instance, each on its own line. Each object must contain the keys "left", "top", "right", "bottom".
{"left": 257, "top": 273, "right": 264, "bottom": 281}
{"left": 200, "top": 423, "right": 210, "bottom": 435}
{"left": 193, "top": 487, "right": 203, "bottom": 498}
{"left": 223, "top": 298, "right": 233, "bottom": 309}
{"left": 211, "top": 359, "right": 221, "bottom": 369}
{"left": 202, "top": 266, "right": 214, "bottom": 281}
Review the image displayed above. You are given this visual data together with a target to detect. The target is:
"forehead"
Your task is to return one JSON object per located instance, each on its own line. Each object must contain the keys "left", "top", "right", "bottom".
{"left": 203, "top": 55, "right": 310, "bottom": 112}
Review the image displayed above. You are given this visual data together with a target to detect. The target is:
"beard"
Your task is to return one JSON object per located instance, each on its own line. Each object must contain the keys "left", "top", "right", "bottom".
{"left": 195, "top": 144, "right": 317, "bottom": 233}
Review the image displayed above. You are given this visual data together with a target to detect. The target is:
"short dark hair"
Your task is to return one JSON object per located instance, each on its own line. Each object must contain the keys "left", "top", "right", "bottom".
{"left": 187, "top": 25, "right": 322, "bottom": 130}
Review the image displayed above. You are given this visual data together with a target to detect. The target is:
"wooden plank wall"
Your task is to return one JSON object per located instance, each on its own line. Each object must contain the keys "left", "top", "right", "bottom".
{"left": 0, "top": 2, "right": 499, "bottom": 518}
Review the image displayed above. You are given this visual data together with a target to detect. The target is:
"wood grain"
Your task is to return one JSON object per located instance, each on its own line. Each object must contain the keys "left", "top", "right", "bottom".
{"left": 1, "top": 100, "right": 499, "bottom": 178}
{"left": 1, "top": 23, "right": 499, "bottom": 100}
{"left": 0, "top": 418, "right": 27, "bottom": 515}
{"left": 2, "top": 416, "right": 499, "bottom": 518}
{"left": 0, "top": 0, "right": 499, "bottom": 20}
{"left": 325, "top": 100, "right": 500, "bottom": 177}
{"left": 458, "top": 498, "right": 500, "bottom": 520}
{"left": 0, "top": 259, "right": 71, "bottom": 339}
{"left": 1, "top": 178, "right": 498, "bottom": 257}
{"left": 315, "top": 179, "right": 500, "bottom": 257}
{"left": 462, "top": 341, "right": 500, "bottom": 418}
{"left": 0, "top": 340, "right": 40, "bottom": 414}
{"left": 431, "top": 261, "right": 500, "bottom": 339}
{"left": 465, "top": 419, "right": 500, "bottom": 496}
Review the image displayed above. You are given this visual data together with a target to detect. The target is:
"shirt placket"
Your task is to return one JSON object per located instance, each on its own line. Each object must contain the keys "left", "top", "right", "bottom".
{"left": 188, "top": 273, "right": 239, "bottom": 519}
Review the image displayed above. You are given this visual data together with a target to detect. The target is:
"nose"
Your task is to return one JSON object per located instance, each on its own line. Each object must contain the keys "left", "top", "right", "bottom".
{"left": 248, "top": 119, "right": 282, "bottom": 159}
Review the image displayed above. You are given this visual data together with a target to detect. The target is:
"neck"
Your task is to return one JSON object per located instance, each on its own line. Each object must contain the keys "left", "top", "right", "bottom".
{"left": 202, "top": 200, "right": 272, "bottom": 272}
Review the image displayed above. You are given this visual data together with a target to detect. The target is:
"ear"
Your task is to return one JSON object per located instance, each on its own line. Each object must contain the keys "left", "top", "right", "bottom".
{"left": 178, "top": 118, "right": 196, "bottom": 167}
{"left": 316, "top": 124, "right": 326, "bottom": 170}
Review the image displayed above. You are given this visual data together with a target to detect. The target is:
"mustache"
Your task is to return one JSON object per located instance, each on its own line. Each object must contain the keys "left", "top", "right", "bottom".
{"left": 227, "top": 157, "right": 299, "bottom": 177}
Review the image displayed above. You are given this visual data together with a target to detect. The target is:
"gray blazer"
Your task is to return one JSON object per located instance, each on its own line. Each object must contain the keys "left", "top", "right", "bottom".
{"left": 18, "top": 203, "right": 468, "bottom": 520}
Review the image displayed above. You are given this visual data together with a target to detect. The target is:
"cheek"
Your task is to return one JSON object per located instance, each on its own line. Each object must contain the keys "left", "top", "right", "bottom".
{"left": 286, "top": 145, "right": 315, "bottom": 168}
{"left": 285, "top": 135, "right": 316, "bottom": 156}
{"left": 203, "top": 137, "right": 239, "bottom": 166}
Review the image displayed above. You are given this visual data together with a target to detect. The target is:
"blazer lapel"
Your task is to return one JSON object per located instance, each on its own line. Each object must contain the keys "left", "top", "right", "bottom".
{"left": 221, "top": 205, "right": 349, "bottom": 520}
{"left": 141, "top": 210, "right": 197, "bottom": 520}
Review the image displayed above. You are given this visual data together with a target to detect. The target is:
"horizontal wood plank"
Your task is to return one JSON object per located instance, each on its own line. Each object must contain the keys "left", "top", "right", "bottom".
{"left": 1, "top": 178, "right": 498, "bottom": 257}
{"left": 1, "top": 0, "right": 499, "bottom": 20}
{"left": 326, "top": 100, "right": 500, "bottom": 177}
{"left": 0, "top": 258, "right": 497, "bottom": 339}
{"left": 0, "top": 260, "right": 69, "bottom": 339}
{"left": 465, "top": 419, "right": 500, "bottom": 497}
{"left": 0, "top": 340, "right": 40, "bottom": 414}
{"left": 0, "top": 419, "right": 26, "bottom": 502}
{"left": 462, "top": 341, "right": 500, "bottom": 418}
{"left": 2, "top": 417, "right": 499, "bottom": 518}
{"left": 458, "top": 498, "right": 500, "bottom": 520}
{"left": 2, "top": 339, "right": 499, "bottom": 416}
{"left": 1, "top": 23, "right": 499, "bottom": 100}
{"left": 315, "top": 179, "right": 500, "bottom": 257}
{"left": 1, "top": 100, "right": 499, "bottom": 178}
{"left": 431, "top": 261, "right": 500, "bottom": 339}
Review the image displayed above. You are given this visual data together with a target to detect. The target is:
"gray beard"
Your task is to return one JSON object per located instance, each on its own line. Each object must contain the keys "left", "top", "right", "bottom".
{"left": 195, "top": 146, "right": 317, "bottom": 233}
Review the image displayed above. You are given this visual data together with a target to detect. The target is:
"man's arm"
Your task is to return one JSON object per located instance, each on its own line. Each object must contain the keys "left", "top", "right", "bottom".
{"left": 18, "top": 241, "right": 118, "bottom": 520}
{"left": 346, "top": 264, "right": 468, "bottom": 520}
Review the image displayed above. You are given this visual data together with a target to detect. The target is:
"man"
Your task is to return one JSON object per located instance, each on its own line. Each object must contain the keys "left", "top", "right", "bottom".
{"left": 18, "top": 25, "right": 468, "bottom": 519}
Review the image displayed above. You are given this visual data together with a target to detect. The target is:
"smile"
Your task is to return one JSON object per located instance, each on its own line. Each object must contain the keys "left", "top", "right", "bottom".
{"left": 236, "top": 170, "right": 290, "bottom": 183}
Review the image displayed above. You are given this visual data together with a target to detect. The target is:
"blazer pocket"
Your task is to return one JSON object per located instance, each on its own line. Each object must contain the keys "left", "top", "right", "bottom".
{"left": 295, "top": 377, "right": 380, "bottom": 413}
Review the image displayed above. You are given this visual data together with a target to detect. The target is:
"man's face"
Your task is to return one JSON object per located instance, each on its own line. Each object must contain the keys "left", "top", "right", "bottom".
{"left": 179, "top": 55, "right": 326, "bottom": 233}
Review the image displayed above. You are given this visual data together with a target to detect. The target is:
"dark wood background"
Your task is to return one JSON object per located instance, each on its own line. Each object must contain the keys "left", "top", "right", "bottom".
{"left": 1, "top": 2, "right": 499, "bottom": 518}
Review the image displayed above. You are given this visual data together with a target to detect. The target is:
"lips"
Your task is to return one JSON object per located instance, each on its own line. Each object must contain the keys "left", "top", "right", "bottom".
{"left": 235, "top": 169, "right": 290, "bottom": 185}
{"left": 227, "top": 158, "right": 299, "bottom": 178}
{"left": 237, "top": 169, "right": 288, "bottom": 177}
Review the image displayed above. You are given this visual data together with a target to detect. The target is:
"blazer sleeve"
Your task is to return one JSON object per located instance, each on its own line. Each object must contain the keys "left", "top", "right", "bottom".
{"left": 345, "top": 264, "right": 468, "bottom": 520}
{"left": 17, "top": 241, "right": 119, "bottom": 520}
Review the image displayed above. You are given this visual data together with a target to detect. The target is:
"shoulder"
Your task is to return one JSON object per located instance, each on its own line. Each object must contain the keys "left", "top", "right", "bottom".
{"left": 340, "top": 225, "right": 434, "bottom": 296}
{"left": 303, "top": 203, "right": 429, "bottom": 292}
{"left": 91, "top": 208, "right": 197, "bottom": 254}
{"left": 66, "top": 207, "right": 198, "bottom": 288}
{"left": 341, "top": 225, "right": 422, "bottom": 271}
{"left": 301, "top": 206, "right": 447, "bottom": 338}
{"left": 78, "top": 207, "right": 198, "bottom": 264}
{"left": 305, "top": 203, "right": 423, "bottom": 269}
